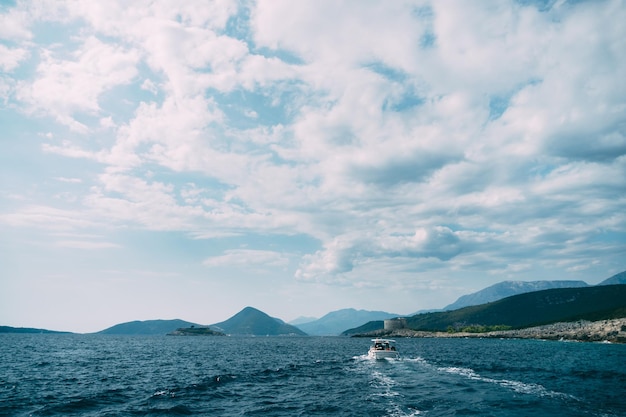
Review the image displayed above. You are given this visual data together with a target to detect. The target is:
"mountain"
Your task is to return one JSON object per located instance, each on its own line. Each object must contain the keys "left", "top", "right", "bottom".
{"left": 97, "top": 319, "right": 201, "bottom": 335}
{"left": 289, "top": 316, "right": 318, "bottom": 325}
{"left": 343, "top": 284, "right": 626, "bottom": 335}
{"left": 211, "top": 307, "right": 307, "bottom": 336}
{"left": 597, "top": 270, "right": 626, "bottom": 286}
{"left": 0, "top": 326, "right": 71, "bottom": 334}
{"left": 443, "top": 280, "right": 589, "bottom": 311}
{"left": 295, "top": 308, "right": 399, "bottom": 336}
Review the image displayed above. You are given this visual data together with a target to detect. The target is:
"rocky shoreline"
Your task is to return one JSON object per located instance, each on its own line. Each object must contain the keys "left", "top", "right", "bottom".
{"left": 355, "top": 318, "right": 626, "bottom": 343}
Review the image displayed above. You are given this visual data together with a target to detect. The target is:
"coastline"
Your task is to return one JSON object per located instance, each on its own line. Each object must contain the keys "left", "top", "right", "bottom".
{"left": 354, "top": 318, "right": 626, "bottom": 343}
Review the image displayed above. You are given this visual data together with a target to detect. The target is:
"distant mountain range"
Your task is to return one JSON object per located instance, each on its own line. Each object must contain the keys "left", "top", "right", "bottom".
{"left": 443, "top": 280, "right": 589, "bottom": 311}
{"left": 343, "top": 284, "right": 626, "bottom": 335}
{"left": 289, "top": 316, "right": 319, "bottom": 325}
{"left": 4, "top": 271, "right": 625, "bottom": 336}
{"left": 90, "top": 308, "right": 394, "bottom": 336}
{"left": 293, "top": 308, "right": 398, "bottom": 336}
{"left": 89, "top": 308, "right": 398, "bottom": 336}
{"left": 443, "top": 270, "right": 626, "bottom": 311}
{"left": 95, "top": 308, "right": 307, "bottom": 336}
{"left": 210, "top": 306, "right": 306, "bottom": 336}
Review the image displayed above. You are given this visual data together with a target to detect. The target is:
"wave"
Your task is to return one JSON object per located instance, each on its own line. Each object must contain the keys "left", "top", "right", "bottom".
{"left": 5, "top": 336, "right": 617, "bottom": 416}
{"left": 389, "top": 355, "right": 578, "bottom": 402}
{"left": 438, "top": 365, "right": 579, "bottom": 400}
{"left": 369, "top": 372, "right": 425, "bottom": 417}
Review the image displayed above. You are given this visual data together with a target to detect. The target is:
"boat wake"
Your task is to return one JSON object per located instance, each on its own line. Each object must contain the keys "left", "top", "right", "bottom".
{"left": 438, "top": 366, "right": 579, "bottom": 401}
{"left": 350, "top": 353, "right": 423, "bottom": 416}
{"left": 369, "top": 370, "right": 423, "bottom": 417}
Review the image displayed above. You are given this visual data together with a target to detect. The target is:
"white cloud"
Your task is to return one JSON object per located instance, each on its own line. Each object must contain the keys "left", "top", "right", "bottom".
{"left": 203, "top": 249, "right": 290, "bottom": 269}
{"left": 54, "top": 240, "right": 121, "bottom": 250}
{"left": 42, "top": 141, "right": 108, "bottom": 162}
{"left": 0, "top": 44, "right": 28, "bottom": 71}
{"left": 0, "top": 205, "right": 96, "bottom": 231}
{"left": 84, "top": 172, "right": 205, "bottom": 231}
{"left": 16, "top": 36, "right": 139, "bottom": 132}
{"left": 140, "top": 79, "right": 158, "bottom": 94}
{"left": 296, "top": 227, "right": 463, "bottom": 284}
{"left": 1, "top": 0, "right": 625, "bottom": 327}
{"left": 0, "top": 77, "right": 13, "bottom": 103}
{"left": 69, "top": 0, "right": 237, "bottom": 36}
{"left": 54, "top": 177, "right": 83, "bottom": 184}
{"left": 0, "top": 7, "right": 32, "bottom": 40}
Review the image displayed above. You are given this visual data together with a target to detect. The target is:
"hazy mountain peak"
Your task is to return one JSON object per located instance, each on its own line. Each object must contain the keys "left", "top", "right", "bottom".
{"left": 597, "top": 271, "right": 626, "bottom": 286}
{"left": 295, "top": 308, "right": 399, "bottom": 335}
{"left": 289, "top": 316, "right": 318, "bottom": 325}
{"left": 444, "top": 280, "right": 589, "bottom": 311}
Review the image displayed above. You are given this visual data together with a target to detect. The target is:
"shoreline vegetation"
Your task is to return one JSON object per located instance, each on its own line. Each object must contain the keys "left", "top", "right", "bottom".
{"left": 353, "top": 318, "right": 626, "bottom": 343}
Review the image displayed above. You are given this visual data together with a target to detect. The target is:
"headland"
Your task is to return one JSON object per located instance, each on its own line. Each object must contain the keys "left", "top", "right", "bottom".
{"left": 354, "top": 318, "right": 626, "bottom": 343}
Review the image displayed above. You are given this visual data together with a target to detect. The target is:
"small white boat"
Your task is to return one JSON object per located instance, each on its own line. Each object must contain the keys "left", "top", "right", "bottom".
{"left": 368, "top": 338, "right": 399, "bottom": 359}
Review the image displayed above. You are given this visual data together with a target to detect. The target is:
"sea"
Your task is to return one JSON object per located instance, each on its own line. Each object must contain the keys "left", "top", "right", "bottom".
{"left": 1, "top": 335, "right": 624, "bottom": 416}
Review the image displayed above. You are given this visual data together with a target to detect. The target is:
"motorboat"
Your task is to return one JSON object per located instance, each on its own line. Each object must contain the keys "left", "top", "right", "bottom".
{"left": 368, "top": 338, "right": 399, "bottom": 359}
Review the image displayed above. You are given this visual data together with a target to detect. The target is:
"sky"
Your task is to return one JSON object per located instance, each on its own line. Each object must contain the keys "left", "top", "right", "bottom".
{"left": 1, "top": 0, "right": 625, "bottom": 333}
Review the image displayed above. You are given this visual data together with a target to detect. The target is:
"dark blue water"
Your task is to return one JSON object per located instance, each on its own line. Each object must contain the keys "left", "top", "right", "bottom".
{"left": 1, "top": 335, "right": 624, "bottom": 416}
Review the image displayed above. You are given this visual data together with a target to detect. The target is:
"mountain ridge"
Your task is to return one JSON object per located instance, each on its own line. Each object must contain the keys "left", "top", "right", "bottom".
{"left": 443, "top": 280, "right": 589, "bottom": 311}
{"left": 343, "top": 284, "right": 626, "bottom": 335}
{"left": 597, "top": 270, "right": 626, "bottom": 286}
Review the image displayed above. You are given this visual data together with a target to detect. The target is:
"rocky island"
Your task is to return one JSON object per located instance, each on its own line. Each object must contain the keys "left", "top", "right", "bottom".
{"left": 167, "top": 327, "right": 225, "bottom": 336}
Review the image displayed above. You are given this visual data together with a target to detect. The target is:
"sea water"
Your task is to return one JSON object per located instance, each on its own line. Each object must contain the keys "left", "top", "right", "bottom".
{"left": 1, "top": 334, "right": 624, "bottom": 416}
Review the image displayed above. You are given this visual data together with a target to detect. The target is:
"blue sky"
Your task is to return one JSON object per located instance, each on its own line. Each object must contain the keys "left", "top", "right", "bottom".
{"left": 1, "top": 0, "right": 625, "bottom": 333}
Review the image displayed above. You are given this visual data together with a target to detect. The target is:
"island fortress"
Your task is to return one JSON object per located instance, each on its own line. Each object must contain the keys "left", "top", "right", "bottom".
{"left": 384, "top": 318, "right": 407, "bottom": 330}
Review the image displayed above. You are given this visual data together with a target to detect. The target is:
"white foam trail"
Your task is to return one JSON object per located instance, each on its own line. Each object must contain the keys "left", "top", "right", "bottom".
{"left": 369, "top": 370, "right": 425, "bottom": 416}
{"left": 439, "top": 366, "right": 480, "bottom": 379}
{"left": 438, "top": 365, "right": 578, "bottom": 400}
{"left": 402, "top": 356, "right": 428, "bottom": 364}
{"left": 386, "top": 403, "right": 424, "bottom": 417}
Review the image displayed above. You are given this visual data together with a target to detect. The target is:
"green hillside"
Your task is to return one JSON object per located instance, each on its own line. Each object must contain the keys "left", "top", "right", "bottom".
{"left": 344, "top": 284, "right": 626, "bottom": 335}
{"left": 0, "top": 326, "right": 71, "bottom": 334}
{"left": 212, "top": 307, "right": 307, "bottom": 336}
{"left": 97, "top": 319, "right": 202, "bottom": 335}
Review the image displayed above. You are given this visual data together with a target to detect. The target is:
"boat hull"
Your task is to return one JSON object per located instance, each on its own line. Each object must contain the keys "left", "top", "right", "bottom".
{"left": 368, "top": 349, "right": 399, "bottom": 360}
